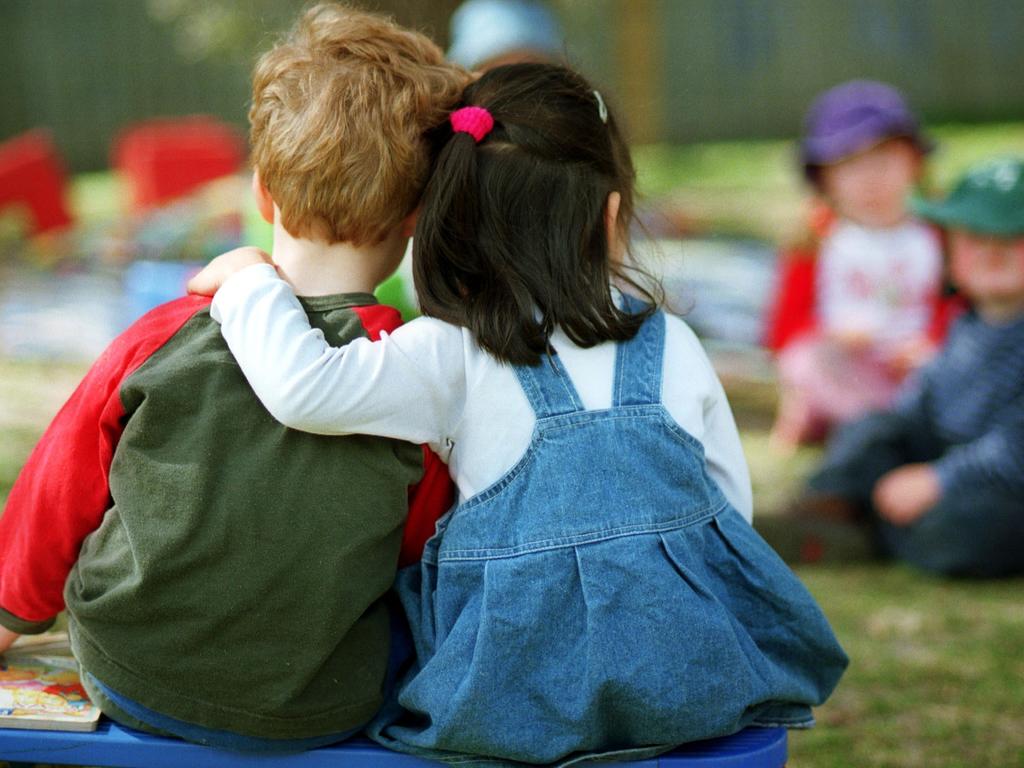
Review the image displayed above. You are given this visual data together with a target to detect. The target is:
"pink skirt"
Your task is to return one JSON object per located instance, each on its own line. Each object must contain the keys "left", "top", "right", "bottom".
{"left": 776, "top": 334, "right": 906, "bottom": 437}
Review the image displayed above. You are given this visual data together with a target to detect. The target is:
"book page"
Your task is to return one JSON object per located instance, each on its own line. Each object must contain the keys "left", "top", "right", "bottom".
{"left": 1, "top": 633, "right": 101, "bottom": 731}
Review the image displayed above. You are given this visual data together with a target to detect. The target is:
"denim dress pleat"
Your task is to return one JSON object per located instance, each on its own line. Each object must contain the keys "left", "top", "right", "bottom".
{"left": 370, "top": 305, "right": 848, "bottom": 767}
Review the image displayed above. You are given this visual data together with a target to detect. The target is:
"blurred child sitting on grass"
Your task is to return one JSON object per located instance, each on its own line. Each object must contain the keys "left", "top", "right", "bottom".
{"left": 796, "top": 157, "right": 1024, "bottom": 577}
{"left": 0, "top": 3, "right": 462, "bottom": 751}
{"left": 765, "top": 81, "right": 958, "bottom": 451}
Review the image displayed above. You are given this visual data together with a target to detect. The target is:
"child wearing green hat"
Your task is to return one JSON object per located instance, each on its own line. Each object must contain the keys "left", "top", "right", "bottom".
{"left": 791, "top": 157, "right": 1024, "bottom": 577}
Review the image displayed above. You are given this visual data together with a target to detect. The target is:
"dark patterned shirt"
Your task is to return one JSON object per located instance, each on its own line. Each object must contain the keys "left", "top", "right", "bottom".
{"left": 895, "top": 309, "right": 1024, "bottom": 494}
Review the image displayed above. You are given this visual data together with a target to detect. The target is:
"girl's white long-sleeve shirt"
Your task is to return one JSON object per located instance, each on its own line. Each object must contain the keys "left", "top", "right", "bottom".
{"left": 211, "top": 264, "right": 754, "bottom": 521}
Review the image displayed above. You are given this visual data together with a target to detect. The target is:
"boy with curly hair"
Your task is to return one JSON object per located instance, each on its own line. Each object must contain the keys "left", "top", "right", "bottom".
{"left": 0, "top": 3, "right": 465, "bottom": 750}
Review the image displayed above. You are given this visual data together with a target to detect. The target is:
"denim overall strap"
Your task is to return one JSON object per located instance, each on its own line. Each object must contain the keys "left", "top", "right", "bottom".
{"left": 513, "top": 351, "right": 586, "bottom": 419}
{"left": 613, "top": 299, "right": 665, "bottom": 407}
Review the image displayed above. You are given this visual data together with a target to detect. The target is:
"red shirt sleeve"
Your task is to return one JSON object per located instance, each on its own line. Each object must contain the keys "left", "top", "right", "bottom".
{"left": 924, "top": 226, "right": 967, "bottom": 345}
{"left": 927, "top": 292, "right": 968, "bottom": 345}
{"left": 0, "top": 296, "right": 209, "bottom": 631}
{"left": 351, "top": 304, "right": 455, "bottom": 566}
{"left": 764, "top": 247, "right": 819, "bottom": 352}
{"left": 402, "top": 448, "right": 454, "bottom": 567}
{"left": 763, "top": 202, "right": 837, "bottom": 352}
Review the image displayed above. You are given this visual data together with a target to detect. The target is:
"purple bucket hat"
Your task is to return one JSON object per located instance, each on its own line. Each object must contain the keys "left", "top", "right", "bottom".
{"left": 801, "top": 80, "right": 934, "bottom": 183}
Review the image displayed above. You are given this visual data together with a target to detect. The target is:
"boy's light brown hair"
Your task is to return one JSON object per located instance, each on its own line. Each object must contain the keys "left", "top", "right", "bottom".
{"left": 250, "top": 3, "right": 467, "bottom": 245}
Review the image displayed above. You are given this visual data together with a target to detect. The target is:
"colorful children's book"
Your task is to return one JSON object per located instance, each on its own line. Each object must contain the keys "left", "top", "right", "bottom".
{"left": 0, "top": 632, "right": 101, "bottom": 731}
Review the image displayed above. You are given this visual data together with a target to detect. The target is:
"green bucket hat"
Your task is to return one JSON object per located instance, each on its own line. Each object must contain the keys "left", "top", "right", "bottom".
{"left": 911, "top": 157, "right": 1024, "bottom": 237}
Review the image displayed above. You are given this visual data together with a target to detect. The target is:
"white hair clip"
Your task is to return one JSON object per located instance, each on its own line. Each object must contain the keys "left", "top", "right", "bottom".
{"left": 593, "top": 90, "right": 608, "bottom": 124}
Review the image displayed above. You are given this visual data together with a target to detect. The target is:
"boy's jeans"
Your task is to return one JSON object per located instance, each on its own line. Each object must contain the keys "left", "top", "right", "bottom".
{"left": 809, "top": 411, "right": 1024, "bottom": 577}
{"left": 83, "top": 673, "right": 359, "bottom": 753}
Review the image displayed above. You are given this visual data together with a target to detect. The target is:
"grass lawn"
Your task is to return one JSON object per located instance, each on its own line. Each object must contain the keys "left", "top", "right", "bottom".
{"left": 2, "top": 357, "right": 1022, "bottom": 767}
{"left": 789, "top": 564, "right": 1024, "bottom": 767}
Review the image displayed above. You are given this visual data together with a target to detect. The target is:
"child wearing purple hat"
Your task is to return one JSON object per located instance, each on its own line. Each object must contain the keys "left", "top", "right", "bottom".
{"left": 765, "top": 80, "right": 958, "bottom": 451}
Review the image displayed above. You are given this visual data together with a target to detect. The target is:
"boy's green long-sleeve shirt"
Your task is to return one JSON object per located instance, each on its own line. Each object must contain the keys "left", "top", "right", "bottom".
{"left": 0, "top": 293, "right": 451, "bottom": 739}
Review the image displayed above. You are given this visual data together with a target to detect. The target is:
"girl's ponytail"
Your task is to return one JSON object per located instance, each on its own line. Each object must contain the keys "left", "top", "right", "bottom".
{"left": 414, "top": 63, "right": 661, "bottom": 366}
{"left": 414, "top": 117, "right": 486, "bottom": 323}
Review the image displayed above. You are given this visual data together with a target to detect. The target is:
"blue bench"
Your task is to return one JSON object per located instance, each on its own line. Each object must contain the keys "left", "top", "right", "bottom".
{"left": 0, "top": 721, "right": 786, "bottom": 767}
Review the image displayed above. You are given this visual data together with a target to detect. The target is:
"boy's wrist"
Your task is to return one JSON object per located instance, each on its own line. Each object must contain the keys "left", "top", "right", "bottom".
{"left": 930, "top": 458, "right": 957, "bottom": 496}
{"left": 0, "top": 626, "right": 19, "bottom": 654}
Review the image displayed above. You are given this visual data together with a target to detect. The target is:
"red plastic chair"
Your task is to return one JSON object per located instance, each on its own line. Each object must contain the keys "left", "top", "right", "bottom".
{"left": 112, "top": 116, "right": 245, "bottom": 211}
{"left": 0, "top": 130, "right": 75, "bottom": 235}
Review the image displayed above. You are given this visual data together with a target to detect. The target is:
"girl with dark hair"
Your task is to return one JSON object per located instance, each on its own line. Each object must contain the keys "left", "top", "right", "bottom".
{"left": 193, "top": 63, "right": 846, "bottom": 766}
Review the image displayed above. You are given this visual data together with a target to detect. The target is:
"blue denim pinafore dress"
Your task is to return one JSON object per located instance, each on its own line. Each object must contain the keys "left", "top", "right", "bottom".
{"left": 371, "top": 308, "right": 848, "bottom": 767}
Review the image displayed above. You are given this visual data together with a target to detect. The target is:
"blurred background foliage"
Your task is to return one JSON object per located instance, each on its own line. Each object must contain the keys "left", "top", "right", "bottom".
{"left": 3, "top": 0, "right": 1023, "bottom": 171}
{"left": 143, "top": 0, "right": 463, "bottom": 61}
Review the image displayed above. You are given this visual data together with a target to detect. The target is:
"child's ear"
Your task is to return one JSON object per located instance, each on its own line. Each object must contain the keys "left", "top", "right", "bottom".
{"left": 604, "top": 191, "right": 623, "bottom": 262}
{"left": 401, "top": 207, "right": 420, "bottom": 238}
{"left": 251, "top": 169, "right": 276, "bottom": 225}
{"left": 604, "top": 191, "right": 621, "bottom": 233}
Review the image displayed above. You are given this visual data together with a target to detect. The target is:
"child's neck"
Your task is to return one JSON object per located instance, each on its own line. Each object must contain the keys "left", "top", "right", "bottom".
{"left": 976, "top": 296, "right": 1024, "bottom": 326}
{"left": 840, "top": 212, "right": 911, "bottom": 230}
{"left": 270, "top": 220, "right": 406, "bottom": 298}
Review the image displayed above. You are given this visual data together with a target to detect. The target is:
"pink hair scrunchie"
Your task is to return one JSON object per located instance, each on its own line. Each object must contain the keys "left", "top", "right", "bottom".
{"left": 450, "top": 106, "right": 494, "bottom": 143}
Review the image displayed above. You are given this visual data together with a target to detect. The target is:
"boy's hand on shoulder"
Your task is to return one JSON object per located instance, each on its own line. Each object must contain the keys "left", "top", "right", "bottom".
{"left": 872, "top": 463, "right": 942, "bottom": 526}
{"left": 0, "top": 625, "right": 20, "bottom": 654}
{"left": 187, "top": 247, "right": 274, "bottom": 296}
